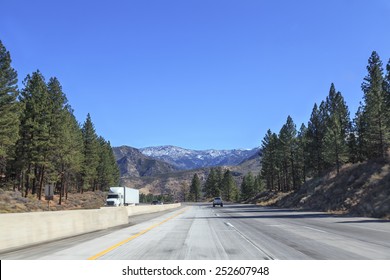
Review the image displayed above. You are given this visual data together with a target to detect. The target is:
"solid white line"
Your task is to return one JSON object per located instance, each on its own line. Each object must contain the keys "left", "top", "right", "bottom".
{"left": 233, "top": 227, "right": 276, "bottom": 260}
{"left": 225, "top": 222, "right": 276, "bottom": 260}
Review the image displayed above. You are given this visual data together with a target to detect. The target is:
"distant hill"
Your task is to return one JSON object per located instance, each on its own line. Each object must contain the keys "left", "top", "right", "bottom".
{"left": 112, "top": 146, "right": 178, "bottom": 178}
{"left": 140, "top": 145, "right": 260, "bottom": 170}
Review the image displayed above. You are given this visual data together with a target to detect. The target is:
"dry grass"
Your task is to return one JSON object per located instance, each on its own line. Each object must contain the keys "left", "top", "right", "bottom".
{"left": 255, "top": 191, "right": 293, "bottom": 206}
{"left": 0, "top": 189, "right": 106, "bottom": 213}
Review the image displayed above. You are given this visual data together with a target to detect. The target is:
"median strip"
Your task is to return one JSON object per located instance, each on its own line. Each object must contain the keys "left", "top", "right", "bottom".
{"left": 88, "top": 207, "right": 189, "bottom": 260}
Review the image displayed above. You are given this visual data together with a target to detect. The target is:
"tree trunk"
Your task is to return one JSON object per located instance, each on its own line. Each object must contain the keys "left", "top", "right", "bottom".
{"left": 59, "top": 164, "right": 64, "bottom": 205}
{"left": 65, "top": 181, "right": 68, "bottom": 200}
{"left": 38, "top": 165, "right": 45, "bottom": 200}
{"left": 32, "top": 165, "right": 38, "bottom": 195}
{"left": 24, "top": 165, "right": 31, "bottom": 198}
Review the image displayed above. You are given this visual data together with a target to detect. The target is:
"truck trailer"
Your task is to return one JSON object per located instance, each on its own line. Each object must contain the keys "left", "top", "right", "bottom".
{"left": 106, "top": 187, "right": 139, "bottom": 206}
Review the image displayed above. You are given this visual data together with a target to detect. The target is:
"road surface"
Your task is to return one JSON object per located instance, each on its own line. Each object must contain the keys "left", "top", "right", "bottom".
{"left": 1, "top": 203, "right": 389, "bottom": 260}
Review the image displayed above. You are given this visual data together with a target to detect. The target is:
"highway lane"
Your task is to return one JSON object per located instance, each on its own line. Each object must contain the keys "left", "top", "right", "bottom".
{"left": 1, "top": 203, "right": 389, "bottom": 260}
{"left": 215, "top": 205, "right": 390, "bottom": 259}
{"left": 38, "top": 204, "right": 273, "bottom": 260}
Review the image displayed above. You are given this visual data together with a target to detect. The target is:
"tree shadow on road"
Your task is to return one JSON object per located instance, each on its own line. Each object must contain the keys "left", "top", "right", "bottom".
{"left": 336, "top": 219, "right": 390, "bottom": 224}
{"left": 185, "top": 212, "right": 338, "bottom": 220}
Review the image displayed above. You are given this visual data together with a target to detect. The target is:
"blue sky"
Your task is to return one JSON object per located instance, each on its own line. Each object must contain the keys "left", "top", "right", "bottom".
{"left": 1, "top": 0, "right": 390, "bottom": 150}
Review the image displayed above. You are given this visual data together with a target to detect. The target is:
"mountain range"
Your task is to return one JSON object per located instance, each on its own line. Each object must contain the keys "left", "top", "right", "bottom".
{"left": 112, "top": 145, "right": 262, "bottom": 196}
{"left": 139, "top": 145, "right": 260, "bottom": 170}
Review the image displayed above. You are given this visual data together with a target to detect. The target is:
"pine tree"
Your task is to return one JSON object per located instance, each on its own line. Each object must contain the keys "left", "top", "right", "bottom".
{"left": 360, "top": 51, "right": 389, "bottom": 159}
{"left": 16, "top": 71, "right": 52, "bottom": 197}
{"left": 278, "top": 116, "right": 297, "bottom": 191}
{"left": 353, "top": 104, "right": 368, "bottom": 161}
{"left": 96, "top": 137, "right": 120, "bottom": 191}
{"left": 322, "top": 84, "right": 351, "bottom": 174}
{"left": 221, "top": 170, "right": 237, "bottom": 201}
{"left": 347, "top": 128, "right": 359, "bottom": 164}
{"left": 203, "top": 168, "right": 215, "bottom": 198}
{"left": 203, "top": 168, "right": 221, "bottom": 198}
{"left": 253, "top": 174, "right": 264, "bottom": 194}
{"left": 296, "top": 123, "right": 308, "bottom": 184}
{"left": 57, "top": 107, "right": 84, "bottom": 202}
{"left": 107, "top": 141, "right": 120, "bottom": 186}
{"left": 0, "top": 40, "right": 19, "bottom": 179}
{"left": 240, "top": 172, "right": 255, "bottom": 201}
{"left": 46, "top": 77, "right": 69, "bottom": 184}
{"left": 323, "top": 117, "right": 345, "bottom": 173}
{"left": 189, "top": 173, "right": 201, "bottom": 202}
{"left": 385, "top": 59, "right": 390, "bottom": 127}
{"left": 260, "top": 129, "right": 279, "bottom": 190}
{"left": 306, "top": 103, "right": 326, "bottom": 177}
{"left": 81, "top": 113, "right": 99, "bottom": 192}
{"left": 215, "top": 167, "right": 223, "bottom": 195}
{"left": 231, "top": 184, "right": 240, "bottom": 202}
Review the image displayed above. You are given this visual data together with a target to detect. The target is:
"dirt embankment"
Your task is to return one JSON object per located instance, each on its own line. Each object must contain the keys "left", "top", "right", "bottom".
{"left": 0, "top": 190, "right": 106, "bottom": 213}
{"left": 256, "top": 159, "right": 390, "bottom": 219}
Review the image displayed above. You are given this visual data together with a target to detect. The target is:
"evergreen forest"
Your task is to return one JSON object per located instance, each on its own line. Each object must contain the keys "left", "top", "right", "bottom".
{"left": 260, "top": 51, "right": 390, "bottom": 193}
{"left": 0, "top": 40, "right": 120, "bottom": 203}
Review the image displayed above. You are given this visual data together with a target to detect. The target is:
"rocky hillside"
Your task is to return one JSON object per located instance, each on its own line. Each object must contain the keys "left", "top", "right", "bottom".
{"left": 140, "top": 145, "right": 260, "bottom": 170}
{"left": 256, "top": 158, "right": 390, "bottom": 219}
{"left": 113, "top": 146, "right": 178, "bottom": 177}
{"left": 118, "top": 150, "right": 262, "bottom": 197}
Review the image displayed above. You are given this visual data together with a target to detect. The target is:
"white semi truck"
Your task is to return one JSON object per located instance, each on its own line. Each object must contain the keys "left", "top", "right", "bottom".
{"left": 106, "top": 187, "right": 139, "bottom": 206}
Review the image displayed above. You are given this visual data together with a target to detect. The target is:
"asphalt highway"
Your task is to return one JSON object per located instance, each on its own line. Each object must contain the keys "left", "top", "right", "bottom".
{"left": 1, "top": 203, "right": 389, "bottom": 260}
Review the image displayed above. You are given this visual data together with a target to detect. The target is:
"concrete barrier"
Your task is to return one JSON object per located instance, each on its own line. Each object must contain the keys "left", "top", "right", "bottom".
{"left": 0, "top": 203, "right": 181, "bottom": 252}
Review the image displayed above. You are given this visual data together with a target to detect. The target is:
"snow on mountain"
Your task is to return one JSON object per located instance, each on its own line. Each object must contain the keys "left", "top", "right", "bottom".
{"left": 139, "top": 145, "right": 260, "bottom": 170}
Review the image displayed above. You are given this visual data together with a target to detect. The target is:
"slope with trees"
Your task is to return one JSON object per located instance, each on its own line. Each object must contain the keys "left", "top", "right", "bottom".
{"left": 0, "top": 40, "right": 119, "bottom": 205}
{"left": 257, "top": 51, "right": 390, "bottom": 217}
{"left": 0, "top": 41, "right": 19, "bottom": 178}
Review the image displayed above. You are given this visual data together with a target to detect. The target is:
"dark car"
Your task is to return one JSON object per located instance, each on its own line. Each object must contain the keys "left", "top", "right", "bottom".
{"left": 213, "top": 197, "right": 223, "bottom": 207}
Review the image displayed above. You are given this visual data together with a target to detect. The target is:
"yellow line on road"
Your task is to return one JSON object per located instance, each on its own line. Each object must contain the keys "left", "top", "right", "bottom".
{"left": 88, "top": 207, "right": 189, "bottom": 260}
